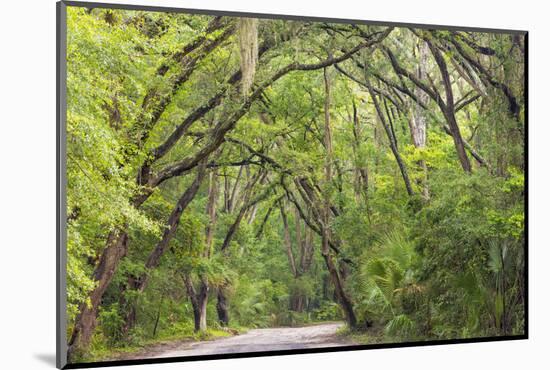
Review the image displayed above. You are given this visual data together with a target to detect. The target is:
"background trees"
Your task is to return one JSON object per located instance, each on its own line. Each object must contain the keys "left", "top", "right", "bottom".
{"left": 65, "top": 7, "right": 525, "bottom": 362}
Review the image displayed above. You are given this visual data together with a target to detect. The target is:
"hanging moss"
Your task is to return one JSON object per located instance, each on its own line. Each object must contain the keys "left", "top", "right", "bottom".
{"left": 238, "top": 18, "right": 259, "bottom": 97}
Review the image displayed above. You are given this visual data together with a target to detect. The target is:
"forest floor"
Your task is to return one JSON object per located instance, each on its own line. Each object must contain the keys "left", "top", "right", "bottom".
{"left": 109, "top": 322, "right": 356, "bottom": 361}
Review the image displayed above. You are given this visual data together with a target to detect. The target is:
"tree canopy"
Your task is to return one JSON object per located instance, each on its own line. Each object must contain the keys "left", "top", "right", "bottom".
{"left": 64, "top": 6, "right": 525, "bottom": 363}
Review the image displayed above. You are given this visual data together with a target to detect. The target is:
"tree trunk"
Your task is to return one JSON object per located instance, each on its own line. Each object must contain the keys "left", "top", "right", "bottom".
{"left": 184, "top": 275, "right": 209, "bottom": 332}
{"left": 255, "top": 204, "right": 274, "bottom": 239}
{"left": 221, "top": 206, "right": 247, "bottom": 252}
{"left": 290, "top": 294, "right": 306, "bottom": 312}
{"left": 302, "top": 224, "right": 314, "bottom": 272}
{"left": 216, "top": 288, "right": 230, "bottom": 326}
{"left": 290, "top": 178, "right": 349, "bottom": 261}
{"left": 184, "top": 275, "right": 201, "bottom": 332}
{"left": 152, "top": 296, "right": 163, "bottom": 337}
{"left": 322, "top": 67, "right": 358, "bottom": 329}
{"left": 351, "top": 101, "right": 370, "bottom": 204}
{"left": 412, "top": 40, "right": 430, "bottom": 199}
{"left": 247, "top": 204, "right": 259, "bottom": 224}
{"left": 217, "top": 170, "right": 266, "bottom": 325}
{"left": 220, "top": 170, "right": 265, "bottom": 252}
{"left": 198, "top": 284, "right": 208, "bottom": 332}
{"left": 366, "top": 80, "right": 415, "bottom": 197}
{"left": 145, "top": 162, "right": 207, "bottom": 271}
{"left": 442, "top": 124, "right": 488, "bottom": 167}
{"left": 384, "top": 43, "right": 472, "bottom": 174}
{"left": 182, "top": 166, "right": 217, "bottom": 333}
{"left": 444, "top": 108, "right": 472, "bottom": 173}
{"left": 205, "top": 170, "right": 219, "bottom": 257}
{"left": 280, "top": 205, "right": 298, "bottom": 277}
{"left": 120, "top": 162, "right": 208, "bottom": 335}
{"left": 282, "top": 204, "right": 307, "bottom": 313}
{"left": 297, "top": 208, "right": 312, "bottom": 273}
{"left": 321, "top": 250, "right": 357, "bottom": 327}
{"left": 120, "top": 280, "right": 137, "bottom": 336}
{"left": 224, "top": 170, "right": 231, "bottom": 212}
{"left": 228, "top": 165, "right": 244, "bottom": 213}
{"left": 67, "top": 230, "right": 129, "bottom": 362}
{"left": 427, "top": 41, "right": 472, "bottom": 173}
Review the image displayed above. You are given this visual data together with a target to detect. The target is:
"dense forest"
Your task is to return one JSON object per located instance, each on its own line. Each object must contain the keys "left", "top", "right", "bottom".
{"left": 64, "top": 6, "right": 525, "bottom": 363}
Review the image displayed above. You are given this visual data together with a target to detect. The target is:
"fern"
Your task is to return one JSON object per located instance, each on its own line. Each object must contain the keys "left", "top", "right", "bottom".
{"left": 385, "top": 314, "right": 416, "bottom": 338}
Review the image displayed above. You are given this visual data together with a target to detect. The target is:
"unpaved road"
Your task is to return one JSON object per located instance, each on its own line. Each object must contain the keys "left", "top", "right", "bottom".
{"left": 153, "top": 322, "right": 353, "bottom": 358}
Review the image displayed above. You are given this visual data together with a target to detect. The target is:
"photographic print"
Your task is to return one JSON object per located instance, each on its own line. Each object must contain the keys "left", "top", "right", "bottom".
{"left": 57, "top": 1, "right": 527, "bottom": 368}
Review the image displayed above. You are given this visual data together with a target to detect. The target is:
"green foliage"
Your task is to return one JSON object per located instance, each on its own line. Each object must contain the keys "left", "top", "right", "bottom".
{"left": 312, "top": 302, "right": 342, "bottom": 322}
{"left": 65, "top": 6, "right": 525, "bottom": 360}
{"left": 98, "top": 304, "right": 125, "bottom": 345}
{"left": 413, "top": 169, "right": 525, "bottom": 338}
{"left": 172, "top": 214, "right": 207, "bottom": 270}
{"left": 351, "top": 230, "right": 422, "bottom": 330}
{"left": 385, "top": 314, "right": 417, "bottom": 339}
{"left": 230, "top": 276, "right": 289, "bottom": 327}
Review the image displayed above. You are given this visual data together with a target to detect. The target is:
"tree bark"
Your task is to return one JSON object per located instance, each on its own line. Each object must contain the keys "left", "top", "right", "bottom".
{"left": 182, "top": 165, "right": 218, "bottom": 333}
{"left": 448, "top": 34, "right": 520, "bottom": 119}
{"left": 205, "top": 170, "right": 219, "bottom": 257}
{"left": 287, "top": 179, "right": 350, "bottom": 261}
{"left": 284, "top": 206, "right": 314, "bottom": 313}
{"left": 255, "top": 204, "right": 274, "bottom": 239}
{"left": 351, "top": 101, "right": 370, "bottom": 204}
{"left": 120, "top": 162, "right": 208, "bottom": 335}
{"left": 220, "top": 170, "right": 265, "bottom": 252}
{"left": 296, "top": 207, "right": 313, "bottom": 273}
{"left": 411, "top": 40, "right": 430, "bottom": 199}
{"left": 217, "top": 171, "right": 266, "bottom": 325}
{"left": 366, "top": 79, "right": 415, "bottom": 197}
{"left": 280, "top": 204, "right": 298, "bottom": 277}
{"left": 301, "top": 222, "right": 314, "bottom": 272}
{"left": 321, "top": 67, "right": 358, "bottom": 328}
{"left": 67, "top": 230, "right": 129, "bottom": 361}
{"left": 152, "top": 296, "right": 163, "bottom": 337}
{"left": 184, "top": 274, "right": 210, "bottom": 332}
{"left": 427, "top": 41, "right": 472, "bottom": 173}
{"left": 384, "top": 44, "right": 472, "bottom": 173}
{"left": 216, "top": 288, "right": 230, "bottom": 326}
{"left": 228, "top": 165, "right": 244, "bottom": 213}
{"left": 144, "top": 162, "right": 208, "bottom": 271}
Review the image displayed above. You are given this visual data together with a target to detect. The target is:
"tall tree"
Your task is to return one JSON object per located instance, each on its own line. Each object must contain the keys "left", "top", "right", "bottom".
{"left": 320, "top": 67, "right": 357, "bottom": 328}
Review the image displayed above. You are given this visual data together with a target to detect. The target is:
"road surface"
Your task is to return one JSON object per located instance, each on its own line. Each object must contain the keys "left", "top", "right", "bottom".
{"left": 152, "top": 322, "right": 353, "bottom": 358}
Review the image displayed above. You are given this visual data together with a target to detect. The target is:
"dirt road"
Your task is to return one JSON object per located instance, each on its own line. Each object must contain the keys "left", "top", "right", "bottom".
{"left": 153, "top": 322, "right": 353, "bottom": 358}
